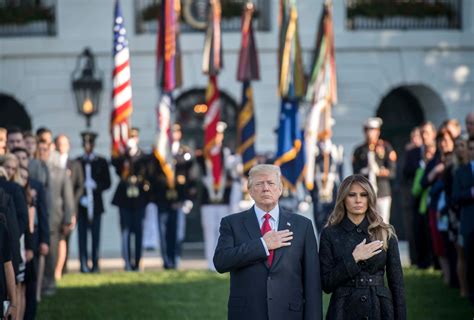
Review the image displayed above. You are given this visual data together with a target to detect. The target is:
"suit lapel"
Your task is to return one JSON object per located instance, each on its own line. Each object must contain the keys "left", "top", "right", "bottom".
{"left": 243, "top": 207, "right": 262, "bottom": 241}
{"left": 270, "top": 209, "right": 292, "bottom": 270}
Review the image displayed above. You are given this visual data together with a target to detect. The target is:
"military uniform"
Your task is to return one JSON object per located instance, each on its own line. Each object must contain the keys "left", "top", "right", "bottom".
{"left": 198, "top": 147, "right": 233, "bottom": 271}
{"left": 152, "top": 140, "right": 195, "bottom": 269}
{"left": 353, "top": 137, "right": 397, "bottom": 223}
{"left": 77, "top": 132, "right": 111, "bottom": 273}
{"left": 111, "top": 148, "right": 150, "bottom": 271}
{"left": 310, "top": 141, "right": 344, "bottom": 234}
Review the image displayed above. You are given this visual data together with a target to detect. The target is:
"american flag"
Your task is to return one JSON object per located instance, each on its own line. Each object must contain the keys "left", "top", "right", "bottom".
{"left": 111, "top": 0, "right": 133, "bottom": 158}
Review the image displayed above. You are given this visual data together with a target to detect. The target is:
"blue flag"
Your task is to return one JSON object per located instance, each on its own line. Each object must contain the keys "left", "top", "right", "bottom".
{"left": 237, "top": 81, "right": 257, "bottom": 174}
{"left": 274, "top": 98, "right": 305, "bottom": 190}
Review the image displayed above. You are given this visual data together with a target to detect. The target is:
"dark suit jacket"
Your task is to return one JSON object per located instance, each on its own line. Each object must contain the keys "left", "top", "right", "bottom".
{"left": 29, "top": 178, "right": 50, "bottom": 247}
{"left": 77, "top": 154, "right": 111, "bottom": 215}
{"left": 402, "top": 146, "right": 422, "bottom": 181}
{"left": 452, "top": 163, "right": 474, "bottom": 236}
{"left": 213, "top": 207, "right": 322, "bottom": 320}
{"left": 66, "top": 158, "right": 84, "bottom": 212}
{"left": 0, "top": 178, "right": 28, "bottom": 238}
{"left": 47, "top": 164, "right": 74, "bottom": 229}
{"left": 0, "top": 188, "right": 21, "bottom": 276}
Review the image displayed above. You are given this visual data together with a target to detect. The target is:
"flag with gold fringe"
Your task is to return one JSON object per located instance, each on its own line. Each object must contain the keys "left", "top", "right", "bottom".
{"left": 278, "top": 0, "right": 305, "bottom": 99}
{"left": 237, "top": 2, "right": 259, "bottom": 175}
{"left": 111, "top": 0, "right": 133, "bottom": 158}
{"left": 154, "top": 0, "right": 182, "bottom": 188}
{"left": 275, "top": 0, "right": 305, "bottom": 190}
{"left": 203, "top": 0, "right": 224, "bottom": 192}
{"left": 304, "top": 1, "right": 337, "bottom": 191}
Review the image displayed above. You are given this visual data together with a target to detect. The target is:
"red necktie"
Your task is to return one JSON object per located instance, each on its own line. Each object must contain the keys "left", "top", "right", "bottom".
{"left": 261, "top": 213, "right": 274, "bottom": 266}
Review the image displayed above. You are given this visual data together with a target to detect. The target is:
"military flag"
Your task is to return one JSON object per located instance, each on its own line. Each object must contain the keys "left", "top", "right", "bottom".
{"left": 237, "top": 3, "right": 259, "bottom": 175}
{"left": 111, "top": 0, "right": 133, "bottom": 158}
{"left": 154, "top": 0, "right": 182, "bottom": 188}
{"left": 304, "top": 1, "right": 337, "bottom": 190}
{"left": 275, "top": 0, "right": 305, "bottom": 190}
{"left": 202, "top": 0, "right": 224, "bottom": 191}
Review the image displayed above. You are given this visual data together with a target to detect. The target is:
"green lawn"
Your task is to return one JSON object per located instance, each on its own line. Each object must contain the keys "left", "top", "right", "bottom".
{"left": 38, "top": 268, "right": 473, "bottom": 320}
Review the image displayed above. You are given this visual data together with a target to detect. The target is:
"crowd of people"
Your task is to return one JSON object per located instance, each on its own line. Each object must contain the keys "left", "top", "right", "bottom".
{"left": 0, "top": 123, "right": 198, "bottom": 319}
{"left": 0, "top": 110, "right": 472, "bottom": 318}
{"left": 400, "top": 113, "right": 474, "bottom": 304}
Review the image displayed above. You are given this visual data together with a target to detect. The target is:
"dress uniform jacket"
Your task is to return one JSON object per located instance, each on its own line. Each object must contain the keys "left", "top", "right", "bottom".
{"left": 196, "top": 151, "right": 232, "bottom": 205}
{"left": 352, "top": 140, "right": 397, "bottom": 198}
{"left": 111, "top": 150, "right": 150, "bottom": 210}
{"left": 319, "top": 216, "right": 406, "bottom": 320}
{"left": 77, "top": 154, "right": 111, "bottom": 215}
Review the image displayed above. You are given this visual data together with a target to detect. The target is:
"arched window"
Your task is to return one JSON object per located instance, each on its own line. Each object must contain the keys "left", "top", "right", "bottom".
{"left": 0, "top": 94, "right": 32, "bottom": 131}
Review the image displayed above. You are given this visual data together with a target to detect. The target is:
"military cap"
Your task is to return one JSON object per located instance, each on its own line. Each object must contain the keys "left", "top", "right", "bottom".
{"left": 364, "top": 117, "right": 383, "bottom": 130}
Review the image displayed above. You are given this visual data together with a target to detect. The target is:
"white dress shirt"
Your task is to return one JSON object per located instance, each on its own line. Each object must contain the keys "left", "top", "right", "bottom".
{"left": 254, "top": 205, "right": 279, "bottom": 256}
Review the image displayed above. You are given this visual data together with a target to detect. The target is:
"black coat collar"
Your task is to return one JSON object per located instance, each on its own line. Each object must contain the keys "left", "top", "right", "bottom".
{"left": 341, "top": 215, "right": 369, "bottom": 235}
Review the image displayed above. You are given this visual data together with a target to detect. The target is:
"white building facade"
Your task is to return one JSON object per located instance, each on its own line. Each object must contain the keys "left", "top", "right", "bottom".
{"left": 0, "top": 0, "right": 473, "bottom": 257}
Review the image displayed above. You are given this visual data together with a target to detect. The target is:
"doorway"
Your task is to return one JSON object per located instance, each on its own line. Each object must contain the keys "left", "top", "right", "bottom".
{"left": 376, "top": 85, "right": 446, "bottom": 239}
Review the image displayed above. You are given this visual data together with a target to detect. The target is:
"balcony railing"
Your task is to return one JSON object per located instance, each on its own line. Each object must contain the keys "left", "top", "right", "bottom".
{"left": 346, "top": 0, "right": 462, "bottom": 30}
{"left": 0, "top": 0, "right": 56, "bottom": 37}
{"left": 135, "top": 0, "right": 271, "bottom": 34}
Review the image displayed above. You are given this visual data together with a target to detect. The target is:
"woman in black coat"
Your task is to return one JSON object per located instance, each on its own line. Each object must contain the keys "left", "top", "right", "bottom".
{"left": 319, "top": 174, "right": 406, "bottom": 320}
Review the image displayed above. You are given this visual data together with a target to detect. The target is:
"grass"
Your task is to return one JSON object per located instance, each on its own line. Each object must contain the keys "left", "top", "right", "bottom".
{"left": 38, "top": 268, "right": 473, "bottom": 320}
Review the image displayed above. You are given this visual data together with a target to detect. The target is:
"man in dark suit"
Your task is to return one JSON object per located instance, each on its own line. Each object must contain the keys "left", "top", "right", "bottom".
{"left": 402, "top": 121, "right": 437, "bottom": 268}
{"left": 55, "top": 134, "right": 84, "bottom": 277}
{"left": 37, "top": 138, "right": 74, "bottom": 295}
{"left": 453, "top": 137, "right": 474, "bottom": 304}
{"left": 213, "top": 164, "right": 322, "bottom": 320}
{"left": 76, "top": 132, "right": 111, "bottom": 273}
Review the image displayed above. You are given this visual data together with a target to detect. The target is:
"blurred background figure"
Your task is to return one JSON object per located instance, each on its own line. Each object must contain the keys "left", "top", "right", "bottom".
{"left": 112, "top": 128, "right": 149, "bottom": 271}
{"left": 352, "top": 117, "right": 397, "bottom": 224}
{"left": 0, "top": 127, "right": 7, "bottom": 156}
{"left": 309, "top": 121, "right": 343, "bottom": 235}
{"left": 77, "top": 132, "right": 111, "bottom": 273}
{"left": 198, "top": 122, "right": 233, "bottom": 271}
{"left": 37, "top": 138, "right": 74, "bottom": 296}
{"left": 54, "top": 134, "right": 84, "bottom": 279}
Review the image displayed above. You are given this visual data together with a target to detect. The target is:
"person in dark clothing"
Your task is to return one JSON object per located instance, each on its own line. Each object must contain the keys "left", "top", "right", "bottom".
{"left": 320, "top": 174, "right": 406, "bottom": 320}
{"left": 76, "top": 132, "right": 111, "bottom": 273}
{"left": 452, "top": 137, "right": 474, "bottom": 305}
{"left": 18, "top": 166, "right": 49, "bottom": 320}
{"left": 111, "top": 128, "right": 149, "bottom": 271}
{"left": 352, "top": 117, "right": 397, "bottom": 224}
{"left": 0, "top": 213, "right": 17, "bottom": 320}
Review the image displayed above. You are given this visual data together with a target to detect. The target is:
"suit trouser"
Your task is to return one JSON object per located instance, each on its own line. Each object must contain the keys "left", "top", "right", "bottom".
{"left": 77, "top": 210, "right": 102, "bottom": 272}
{"left": 201, "top": 204, "right": 230, "bottom": 271}
{"left": 24, "top": 257, "right": 38, "bottom": 320}
{"left": 413, "top": 211, "right": 433, "bottom": 268}
{"left": 377, "top": 196, "right": 392, "bottom": 224}
{"left": 464, "top": 231, "right": 474, "bottom": 304}
{"left": 119, "top": 207, "right": 145, "bottom": 270}
{"left": 158, "top": 206, "right": 184, "bottom": 269}
{"left": 43, "top": 227, "right": 60, "bottom": 290}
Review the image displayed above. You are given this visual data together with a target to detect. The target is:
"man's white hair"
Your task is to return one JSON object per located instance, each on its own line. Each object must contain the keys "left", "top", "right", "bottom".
{"left": 248, "top": 164, "right": 282, "bottom": 188}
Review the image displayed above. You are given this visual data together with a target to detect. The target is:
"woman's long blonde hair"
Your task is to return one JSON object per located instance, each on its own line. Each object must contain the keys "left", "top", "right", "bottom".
{"left": 326, "top": 174, "right": 396, "bottom": 250}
